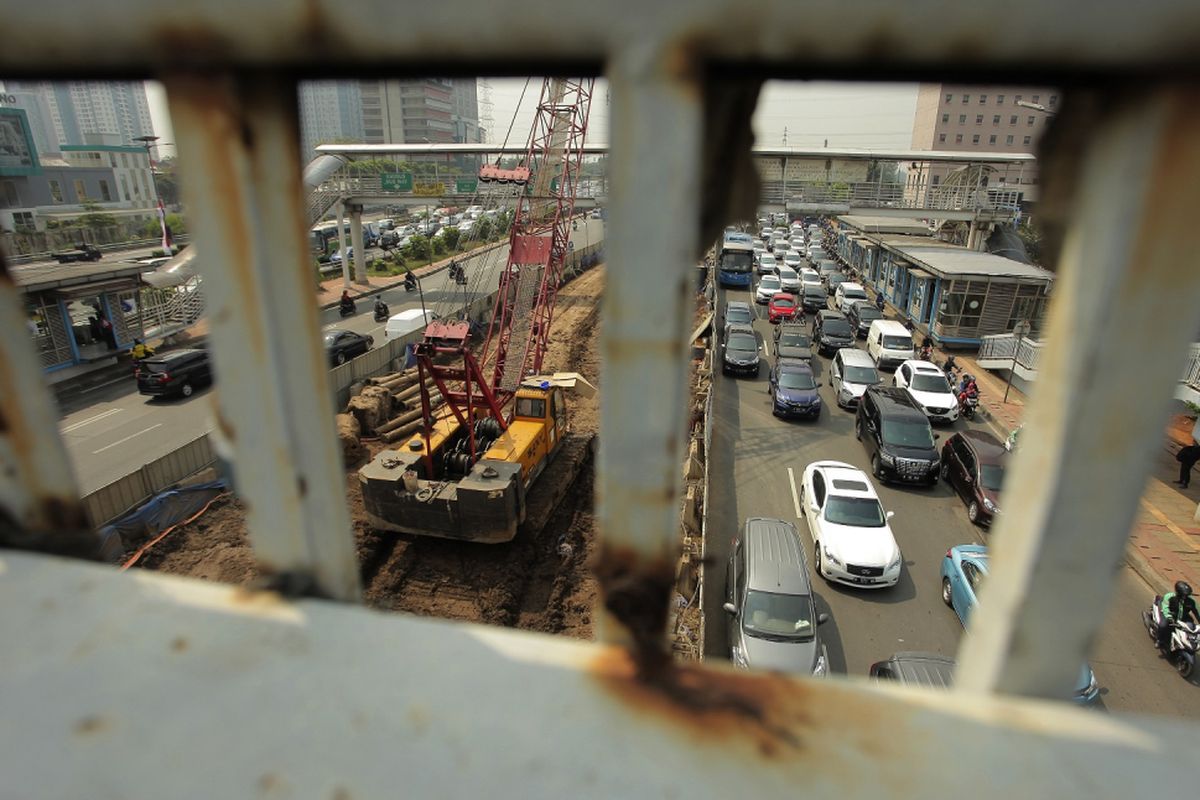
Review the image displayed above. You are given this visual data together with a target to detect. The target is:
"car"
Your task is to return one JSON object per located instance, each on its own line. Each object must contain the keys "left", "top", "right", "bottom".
{"left": 755, "top": 274, "right": 783, "bottom": 304}
{"left": 869, "top": 653, "right": 956, "bottom": 688}
{"left": 806, "top": 246, "right": 828, "bottom": 263}
{"left": 135, "top": 348, "right": 213, "bottom": 398}
{"left": 773, "top": 324, "right": 813, "bottom": 361}
{"left": 800, "top": 285, "right": 828, "bottom": 313}
{"left": 776, "top": 265, "right": 801, "bottom": 293}
{"left": 798, "top": 267, "right": 822, "bottom": 288}
{"left": 811, "top": 309, "right": 855, "bottom": 355}
{"left": 799, "top": 460, "right": 901, "bottom": 589}
{"left": 759, "top": 226, "right": 773, "bottom": 240}
{"left": 769, "top": 358, "right": 821, "bottom": 418}
{"left": 894, "top": 360, "right": 959, "bottom": 424}
{"left": 834, "top": 282, "right": 869, "bottom": 313}
{"left": 783, "top": 251, "right": 804, "bottom": 270}
{"left": 855, "top": 386, "right": 940, "bottom": 486}
{"left": 768, "top": 292, "right": 801, "bottom": 324}
{"left": 757, "top": 253, "right": 778, "bottom": 275}
{"left": 941, "top": 430, "right": 1008, "bottom": 525}
{"left": 829, "top": 347, "right": 880, "bottom": 408}
{"left": 724, "top": 518, "right": 831, "bottom": 676}
{"left": 816, "top": 259, "right": 840, "bottom": 280}
{"left": 940, "top": 544, "right": 1100, "bottom": 704}
{"left": 722, "top": 324, "right": 761, "bottom": 377}
{"left": 753, "top": 244, "right": 768, "bottom": 262}
{"left": 723, "top": 301, "right": 754, "bottom": 332}
{"left": 325, "top": 328, "right": 374, "bottom": 366}
{"left": 825, "top": 271, "right": 847, "bottom": 296}
{"left": 846, "top": 301, "right": 883, "bottom": 338}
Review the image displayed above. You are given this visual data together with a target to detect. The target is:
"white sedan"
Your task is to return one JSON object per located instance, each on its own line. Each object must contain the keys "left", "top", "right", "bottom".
{"left": 755, "top": 274, "right": 784, "bottom": 304}
{"left": 757, "top": 253, "right": 778, "bottom": 275}
{"left": 799, "top": 461, "right": 901, "bottom": 589}
{"left": 894, "top": 360, "right": 960, "bottom": 423}
{"left": 777, "top": 265, "right": 802, "bottom": 292}
{"left": 783, "top": 251, "right": 804, "bottom": 270}
{"left": 799, "top": 267, "right": 822, "bottom": 289}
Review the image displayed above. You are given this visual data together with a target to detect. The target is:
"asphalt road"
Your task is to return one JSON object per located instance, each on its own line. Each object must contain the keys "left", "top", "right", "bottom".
{"left": 705, "top": 278, "right": 1200, "bottom": 720}
{"left": 60, "top": 218, "right": 605, "bottom": 494}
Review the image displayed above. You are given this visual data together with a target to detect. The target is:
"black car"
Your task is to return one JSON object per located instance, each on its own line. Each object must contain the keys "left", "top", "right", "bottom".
{"left": 855, "top": 386, "right": 940, "bottom": 486}
{"left": 825, "top": 271, "right": 847, "bottom": 296}
{"left": 846, "top": 302, "right": 883, "bottom": 339}
{"left": 800, "top": 285, "right": 827, "bottom": 313}
{"left": 869, "top": 652, "right": 956, "bottom": 688}
{"left": 136, "top": 348, "right": 213, "bottom": 398}
{"left": 723, "top": 300, "right": 755, "bottom": 333}
{"left": 811, "top": 309, "right": 855, "bottom": 355}
{"left": 773, "top": 324, "right": 813, "bottom": 361}
{"left": 722, "top": 323, "right": 761, "bottom": 377}
{"left": 325, "top": 329, "right": 374, "bottom": 366}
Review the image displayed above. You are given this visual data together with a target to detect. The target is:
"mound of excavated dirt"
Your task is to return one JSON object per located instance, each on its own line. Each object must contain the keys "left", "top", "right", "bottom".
{"left": 132, "top": 265, "right": 605, "bottom": 640}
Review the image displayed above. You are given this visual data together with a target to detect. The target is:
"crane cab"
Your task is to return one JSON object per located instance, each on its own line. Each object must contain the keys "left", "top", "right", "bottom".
{"left": 483, "top": 386, "right": 568, "bottom": 486}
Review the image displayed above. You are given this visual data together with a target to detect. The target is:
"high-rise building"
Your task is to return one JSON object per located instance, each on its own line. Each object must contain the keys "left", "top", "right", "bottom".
{"left": 358, "top": 79, "right": 482, "bottom": 145}
{"left": 2, "top": 81, "right": 155, "bottom": 152}
{"left": 909, "top": 83, "right": 1055, "bottom": 204}
{"left": 297, "top": 81, "right": 365, "bottom": 161}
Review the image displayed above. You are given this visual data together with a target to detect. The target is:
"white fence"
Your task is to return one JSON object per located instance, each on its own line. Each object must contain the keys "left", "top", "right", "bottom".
{"left": 81, "top": 435, "right": 216, "bottom": 529}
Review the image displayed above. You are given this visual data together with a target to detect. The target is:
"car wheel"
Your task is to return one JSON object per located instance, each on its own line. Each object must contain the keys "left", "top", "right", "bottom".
{"left": 337, "top": 352, "right": 348, "bottom": 365}
{"left": 814, "top": 543, "right": 825, "bottom": 578}
{"left": 871, "top": 453, "right": 883, "bottom": 479}
{"left": 968, "top": 501, "right": 981, "bottom": 524}
{"left": 180, "top": 382, "right": 194, "bottom": 398}
{"left": 855, "top": 418, "right": 863, "bottom": 441}
{"left": 941, "top": 577, "right": 954, "bottom": 607}
{"left": 941, "top": 461, "right": 951, "bottom": 480}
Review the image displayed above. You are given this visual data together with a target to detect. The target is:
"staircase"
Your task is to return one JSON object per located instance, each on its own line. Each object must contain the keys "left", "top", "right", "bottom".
{"left": 141, "top": 275, "right": 206, "bottom": 342}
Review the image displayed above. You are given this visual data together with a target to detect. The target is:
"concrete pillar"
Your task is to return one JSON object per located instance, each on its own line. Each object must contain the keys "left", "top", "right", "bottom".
{"left": 337, "top": 200, "right": 350, "bottom": 288}
{"left": 349, "top": 205, "right": 368, "bottom": 285}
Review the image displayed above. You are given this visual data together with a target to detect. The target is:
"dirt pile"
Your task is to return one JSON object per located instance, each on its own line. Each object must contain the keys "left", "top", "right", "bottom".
{"left": 133, "top": 265, "right": 605, "bottom": 640}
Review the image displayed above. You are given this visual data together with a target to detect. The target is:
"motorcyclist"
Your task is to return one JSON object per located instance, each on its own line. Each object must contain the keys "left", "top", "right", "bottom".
{"left": 1159, "top": 581, "right": 1200, "bottom": 649}
{"left": 404, "top": 271, "right": 418, "bottom": 290}
{"left": 374, "top": 296, "right": 389, "bottom": 318}
{"left": 340, "top": 290, "right": 353, "bottom": 310}
{"left": 875, "top": 293, "right": 885, "bottom": 311}
{"left": 957, "top": 374, "right": 979, "bottom": 406}
{"left": 131, "top": 338, "right": 155, "bottom": 361}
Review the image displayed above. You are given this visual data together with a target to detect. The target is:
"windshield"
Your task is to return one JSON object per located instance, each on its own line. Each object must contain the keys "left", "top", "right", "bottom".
{"left": 720, "top": 251, "right": 753, "bottom": 272}
{"left": 843, "top": 288, "right": 867, "bottom": 300}
{"left": 727, "top": 334, "right": 757, "bottom": 352}
{"left": 882, "top": 334, "right": 912, "bottom": 349}
{"left": 773, "top": 297, "right": 795, "bottom": 308}
{"left": 743, "top": 590, "right": 816, "bottom": 641}
{"left": 760, "top": 255, "right": 776, "bottom": 266}
{"left": 822, "top": 319, "right": 853, "bottom": 337}
{"left": 882, "top": 419, "right": 935, "bottom": 449}
{"left": 727, "top": 308, "right": 752, "bottom": 324}
{"left": 824, "top": 496, "right": 887, "bottom": 527}
{"left": 322, "top": 332, "right": 341, "bottom": 345}
{"left": 778, "top": 371, "right": 816, "bottom": 390}
{"left": 760, "top": 277, "right": 781, "bottom": 291}
{"left": 779, "top": 333, "right": 810, "bottom": 348}
{"left": 845, "top": 365, "right": 881, "bottom": 385}
{"left": 910, "top": 374, "right": 951, "bottom": 393}
{"left": 979, "top": 464, "right": 1005, "bottom": 491}
{"left": 856, "top": 308, "right": 882, "bottom": 322}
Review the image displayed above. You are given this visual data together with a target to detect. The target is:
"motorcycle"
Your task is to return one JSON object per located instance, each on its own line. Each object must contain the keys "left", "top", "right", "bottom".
{"left": 339, "top": 297, "right": 356, "bottom": 318}
{"left": 918, "top": 344, "right": 934, "bottom": 361}
{"left": 404, "top": 276, "right": 418, "bottom": 293}
{"left": 373, "top": 303, "right": 389, "bottom": 323}
{"left": 957, "top": 387, "right": 979, "bottom": 419}
{"left": 1143, "top": 597, "right": 1200, "bottom": 678}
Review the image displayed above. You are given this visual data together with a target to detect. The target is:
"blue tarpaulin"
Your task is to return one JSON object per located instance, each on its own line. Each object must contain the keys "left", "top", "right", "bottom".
{"left": 98, "top": 479, "right": 228, "bottom": 563}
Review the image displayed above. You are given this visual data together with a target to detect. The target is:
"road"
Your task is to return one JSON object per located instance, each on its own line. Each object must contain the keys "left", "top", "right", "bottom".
{"left": 705, "top": 279, "right": 1200, "bottom": 719}
{"left": 60, "top": 218, "right": 605, "bottom": 494}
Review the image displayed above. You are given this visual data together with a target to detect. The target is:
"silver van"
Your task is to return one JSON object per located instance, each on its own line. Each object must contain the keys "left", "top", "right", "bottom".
{"left": 724, "top": 517, "right": 830, "bottom": 676}
{"left": 829, "top": 347, "right": 881, "bottom": 408}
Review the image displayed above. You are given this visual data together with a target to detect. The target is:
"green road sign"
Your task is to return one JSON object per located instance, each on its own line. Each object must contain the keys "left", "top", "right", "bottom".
{"left": 380, "top": 172, "right": 413, "bottom": 192}
{"left": 455, "top": 178, "right": 478, "bottom": 194}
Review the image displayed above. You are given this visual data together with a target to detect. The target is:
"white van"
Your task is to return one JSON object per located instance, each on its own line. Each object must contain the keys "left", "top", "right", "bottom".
{"left": 385, "top": 308, "right": 439, "bottom": 341}
{"left": 866, "top": 319, "right": 915, "bottom": 371}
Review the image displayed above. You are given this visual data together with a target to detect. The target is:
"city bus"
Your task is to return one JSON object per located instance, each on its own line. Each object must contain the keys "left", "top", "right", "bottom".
{"left": 717, "top": 231, "right": 755, "bottom": 289}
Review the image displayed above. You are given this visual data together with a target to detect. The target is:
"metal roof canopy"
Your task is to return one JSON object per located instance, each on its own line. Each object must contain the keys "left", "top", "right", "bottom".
{"left": 10, "top": 261, "right": 148, "bottom": 294}
{"left": 839, "top": 215, "right": 933, "bottom": 234}
{"left": 890, "top": 243, "right": 1054, "bottom": 282}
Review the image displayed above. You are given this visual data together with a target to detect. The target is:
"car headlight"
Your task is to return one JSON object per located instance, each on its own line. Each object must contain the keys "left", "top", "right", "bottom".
{"left": 888, "top": 551, "right": 903, "bottom": 571}
{"left": 731, "top": 645, "right": 749, "bottom": 670}
{"left": 812, "top": 654, "right": 828, "bottom": 677}
{"left": 983, "top": 498, "right": 997, "bottom": 512}
{"left": 879, "top": 452, "right": 896, "bottom": 466}
{"left": 823, "top": 546, "right": 842, "bottom": 566}
{"left": 839, "top": 387, "right": 852, "bottom": 400}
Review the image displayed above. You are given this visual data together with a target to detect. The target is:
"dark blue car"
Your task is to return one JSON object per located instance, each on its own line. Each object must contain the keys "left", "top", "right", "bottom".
{"left": 769, "top": 358, "right": 821, "bottom": 419}
{"left": 940, "top": 544, "right": 1099, "bottom": 704}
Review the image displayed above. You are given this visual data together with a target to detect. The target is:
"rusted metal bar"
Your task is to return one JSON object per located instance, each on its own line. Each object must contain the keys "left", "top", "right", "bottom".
{"left": 594, "top": 47, "right": 700, "bottom": 663}
{"left": 0, "top": 263, "right": 96, "bottom": 558}
{"left": 957, "top": 86, "right": 1200, "bottom": 701}
{"left": 164, "top": 73, "right": 360, "bottom": 602}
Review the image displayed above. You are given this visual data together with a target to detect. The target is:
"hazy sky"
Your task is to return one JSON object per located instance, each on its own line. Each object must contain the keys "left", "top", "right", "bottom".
{"left": 146, "top": 78, "right": 919, "bottom": 158}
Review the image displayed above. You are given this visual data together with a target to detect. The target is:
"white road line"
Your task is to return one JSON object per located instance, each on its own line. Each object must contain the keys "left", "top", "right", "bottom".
{"left": 787, "top": 466, "right": 803, "bottom": 519}
{"left": 92, "top": 423, "right": 163, "bottom": 454}
{"left": 62, "top": 408, "right": 122, "bottom": 433}
{"left": 764, "top": 334, "right": 772, "bottom": 357}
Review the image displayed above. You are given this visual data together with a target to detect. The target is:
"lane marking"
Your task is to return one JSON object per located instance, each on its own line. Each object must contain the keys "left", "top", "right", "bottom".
{"left": 62, "top": 407, "right": 122, "bottom": 433}
{"left": 787, "top": 466, "right": 803, "bottom": 518}
{"left": 92, "top": 423, "right": 163, "bottom": 454}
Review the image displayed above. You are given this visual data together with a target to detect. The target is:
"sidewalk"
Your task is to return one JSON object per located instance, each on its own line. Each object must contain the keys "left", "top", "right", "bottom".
{"left": 854, "top": 273, "right": 1200, "bottom": 597}
{"left": 927, "top": 325, "right": 1200, "bottom": 596}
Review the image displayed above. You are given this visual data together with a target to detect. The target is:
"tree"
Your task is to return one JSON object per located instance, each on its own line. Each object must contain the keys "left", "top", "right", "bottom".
{"left": 79, "top": 201, "right": 117, "bottom": 229}
{"left": 403, "top": 234, "right": 431, "bottom": 263}
{"left": 440, "top": 226, "right": 461, "bottom": 251}
{"left": 431, "top": 237, "right": 447, "bottom": 256}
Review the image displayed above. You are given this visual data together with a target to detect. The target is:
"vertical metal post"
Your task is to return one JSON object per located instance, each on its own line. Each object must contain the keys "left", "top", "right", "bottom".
{"left": 165, "top": 74, "right": 361, "bottom": 601}
{"left": 350, "top": 206, "right": 368, "bottom": 285}
{"left": 597, "top": 47, "right": 701, "bottom": 654}
{"left": 958, "top": 88, "right": 1200, "bottom": 700}
{"left": 337, "top": 199, "right": 351, "bottom": 288}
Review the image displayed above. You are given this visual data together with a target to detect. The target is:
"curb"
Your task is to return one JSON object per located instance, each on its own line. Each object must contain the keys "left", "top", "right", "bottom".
{"left": 1125, "top": 542, "right": 1173, "bottom": 595}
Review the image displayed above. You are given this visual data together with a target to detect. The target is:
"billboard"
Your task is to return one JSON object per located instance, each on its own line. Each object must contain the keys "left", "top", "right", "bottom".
{"left": 0, "top": 107, "right": 39, "bottom": 175}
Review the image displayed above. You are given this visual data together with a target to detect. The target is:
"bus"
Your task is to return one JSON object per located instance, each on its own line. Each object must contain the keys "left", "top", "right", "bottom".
{"left": 717, "top": 231, "right": 755, "bottom": 288}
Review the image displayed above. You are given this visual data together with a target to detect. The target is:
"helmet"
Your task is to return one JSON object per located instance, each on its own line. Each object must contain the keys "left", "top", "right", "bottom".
{"left": 1176, "top": 581, "right": 1193, "bottom": 597}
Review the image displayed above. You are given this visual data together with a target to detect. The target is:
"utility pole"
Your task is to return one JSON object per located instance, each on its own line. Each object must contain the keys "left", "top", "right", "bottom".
{"left": 1004, "top": 320, "right": 1032, "bottom": 403}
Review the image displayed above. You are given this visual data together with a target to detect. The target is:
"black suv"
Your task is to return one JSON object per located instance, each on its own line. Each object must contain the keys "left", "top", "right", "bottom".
{"left": 810, "top": 309, "right": 855, "bottom": 356}
{"left": 846, "top": 301, "right": 883, "bottom": 339}
{"left": 855, "top": 386, "right": 940, "bottom": 486}
{"left": 136, "top": 348, "right": 213, "bottom": 398}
